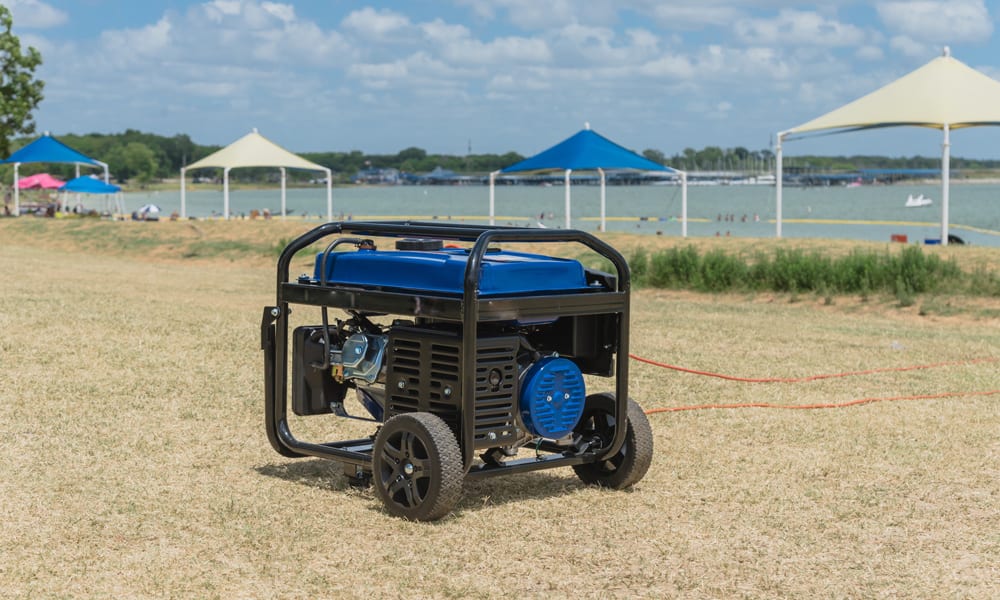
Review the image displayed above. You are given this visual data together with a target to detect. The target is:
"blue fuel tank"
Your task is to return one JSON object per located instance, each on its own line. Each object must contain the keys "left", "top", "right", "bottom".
{"left": 313, "top": 247, "right": 592, "bottom": 297}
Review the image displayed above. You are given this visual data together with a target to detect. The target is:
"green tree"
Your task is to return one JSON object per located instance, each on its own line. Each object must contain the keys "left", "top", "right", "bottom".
{"left": 107, "top": 141, "right": 158, "bottom": 186}
{"left": 642, "top": 149, "right": 666, "bottom": 165}
{"left": 396, "top": 146, "right": 427, "bottom": 162}
{"left": 0, "top": 5, "right": 44, "bottom": 158}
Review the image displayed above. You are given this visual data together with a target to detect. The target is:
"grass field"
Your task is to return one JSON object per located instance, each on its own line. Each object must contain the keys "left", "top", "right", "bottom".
{"left": 1, "top": 218, "right": 998, "bottom": 598}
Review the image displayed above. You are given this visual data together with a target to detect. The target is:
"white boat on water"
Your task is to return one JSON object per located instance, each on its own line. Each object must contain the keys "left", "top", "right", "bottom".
{"left": 905, "top": 193, "right": 933, "bottom": 207}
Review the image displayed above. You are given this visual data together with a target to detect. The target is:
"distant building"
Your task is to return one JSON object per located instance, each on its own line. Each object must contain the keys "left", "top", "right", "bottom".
{"left": 351, "top": 167, "right": 401, "bottom": 185}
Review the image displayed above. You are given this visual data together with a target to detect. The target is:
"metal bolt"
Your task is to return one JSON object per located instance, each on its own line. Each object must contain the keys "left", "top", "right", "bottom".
{"left": 403, "top": 463, "right": 414, "bottom": 476}
{"left": 269, "top": 307, "right": 280, "bottom": 317}
{"left": 397, "top": 380, "right": 406, "bottom": 389}
{"left": 564, "top": 393, "right": 570, "bottom": 400}
{"left": 354, "top": 345, "right": 363, "bottom": 355}
{"left": 443, "top": 386, "right": 452, "bottom": 397}
{"left": 546, "top": 395, "right": 552, "bottom": 402}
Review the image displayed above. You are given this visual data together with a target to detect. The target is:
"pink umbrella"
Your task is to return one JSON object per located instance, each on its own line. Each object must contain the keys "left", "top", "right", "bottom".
{"left": 17, "top": 173, "right": 65, "bottom": 189}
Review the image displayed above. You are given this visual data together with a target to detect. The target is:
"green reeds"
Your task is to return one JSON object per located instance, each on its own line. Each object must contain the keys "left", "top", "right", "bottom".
{"left": 629, "top": 244, "right": 994, "bottom": 297}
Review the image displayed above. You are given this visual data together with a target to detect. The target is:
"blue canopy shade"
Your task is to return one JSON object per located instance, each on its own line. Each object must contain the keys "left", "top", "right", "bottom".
{"left": 501, "top": 128, "right": 674, "bottom": 173}
{"left": 490, "top": 126, "right": 687, "bottom": 234}
{"left": 1, "top": 134, "right": 103, "bottom": 166}
{"left": 61, "top": 176, "right": 121, "bottom": 194}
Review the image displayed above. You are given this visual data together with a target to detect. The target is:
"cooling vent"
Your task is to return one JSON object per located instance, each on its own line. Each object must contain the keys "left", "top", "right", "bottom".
{"left": 385, "top": 327, "right": 518, "bottom": 447}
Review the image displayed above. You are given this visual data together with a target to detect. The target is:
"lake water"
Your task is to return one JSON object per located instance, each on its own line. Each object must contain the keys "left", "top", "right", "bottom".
{"left": 119, "top": 182, "right": 1000, "bottom": 247}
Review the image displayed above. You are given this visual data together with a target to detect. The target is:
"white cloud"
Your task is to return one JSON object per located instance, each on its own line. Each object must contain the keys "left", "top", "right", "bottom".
{"left": 348, "top": 61, "right": 409, "bottom": 82}
{"left": 347, "top": 51, "right": 479, "bottom": 94}
{"left": 855, "top": 45, "right": 885, "bottom": 61}
{"left": 646, "top": 4, "right": 743, "bottom": 29}
{"left": 420, "top": 18, "right": 550, "bottom": 65}
{"left": 6, "top": 0, "right": 67, "bottom": 28}
{"left": 694, "top": 45, "right": 794, "bottom": 81}
{"left": 420, "top": 18, "right": 469, "bottom": 44}
{"left": 877, "top": 0, "right": 993, "bottom": 43}
{"left": 203, "top": 0, "right": 242, "bottom": 21}
{"left": 252, "top": 19, "right": 351, "bottom": 63}
{"left": 181, "top": 81, "right": 241, "bottom": 97}
{"left": 636, "top": 54, "right": 695, "bottom": 79}
{"left": 99, "top": 17, "right": 173, "bottom": 61}
{"left": 487, "top": 73, "right": 551, "bottom": 92}
{"left": 456, "top": 0, "right": 618, "bottom": 29}
{"left": 734, "top": 9, "right": 867, "bottom": 46}
{"left": 261, "top": 2, "right": 295, "bottom": 23}
{"left": 888, "top": 34, "right": 930, "bottom": 58}
{"left": 342, "top": 7, "right": 411, "bottom": 39}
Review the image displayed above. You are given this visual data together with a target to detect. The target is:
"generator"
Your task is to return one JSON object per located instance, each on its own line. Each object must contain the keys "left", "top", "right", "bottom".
{"left": 262, "top": 221, "right": 652, "bottom": 520}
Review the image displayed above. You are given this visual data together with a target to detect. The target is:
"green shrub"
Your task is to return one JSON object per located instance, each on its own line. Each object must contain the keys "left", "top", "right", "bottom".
{"left": 698, "top": 249, "right": 748, "bottom": 292}
{"left": 648, "top": 245, "right": 700, "bottom": 288}
{"left": 628, "top": 244, "right": 997, "bottom": 299}
{"left": 833, "top": 249, "right": 880, "bottom": 292}
{"left": 629, "top": 246, "right": 649, "bottom": 286}
{"left": 967, "top": 265, "right": 1000, "bottom": 296}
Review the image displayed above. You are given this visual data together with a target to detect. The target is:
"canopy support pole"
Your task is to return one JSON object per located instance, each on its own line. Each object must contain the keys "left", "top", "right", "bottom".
{"left": 280, "top": 167, "right": 287, "bottom": 219}
{"left": 598, "top": 168, "right": 606, "bottom": 232}
{"left": 681, "top": 170, "right": 688, "bottom": 237}
{"left": 325, "top": 168, "right": 333, "bottom": 221}
{"left": 180, "top": 167, "right": 187, "bottom": 219}
{"left": 13, "top": 163, "right": 19, "bottom": 216}
{"left": 564, "top": 169, "right": 572, "bottom": 229}
{"left": 73, "top": 165, "right": 80, "bottom": 213}
{"left": 223, "top": 167, "right": 231, "bottom": 220}
{"left": 488, "top": 170, "right": 499, "bottom": 226}
{"left": 941, "top": 124, "right": 950, "bottom": 246}
{"left": 775, "top": 132, "right": 785, "bottom": 238}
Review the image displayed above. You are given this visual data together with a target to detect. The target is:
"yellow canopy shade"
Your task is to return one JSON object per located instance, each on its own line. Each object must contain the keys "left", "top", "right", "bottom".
{"left": 776, "top": 49, "right": 1000, "bottom": 245}
{"left": 181, "top": 129, "right": 332, "bottom": 220}
{"left": 789, "top": 53, "right": 1000, "bottom": 133}
{"left": 186, "top": 129, "right": 327, "bottom": 171}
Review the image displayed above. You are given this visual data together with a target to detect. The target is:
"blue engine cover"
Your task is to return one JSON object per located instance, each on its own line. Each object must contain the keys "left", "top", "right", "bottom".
{"left": 314, "top": 248, "right": 592, "bottom": 297}
{"left": 519, "top": 356, "right": 586, "bottom": 439}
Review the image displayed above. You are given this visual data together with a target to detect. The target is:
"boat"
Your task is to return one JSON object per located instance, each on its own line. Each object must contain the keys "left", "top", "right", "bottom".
{"left": 905, "top": 193, "right": 933, "bottom": 207}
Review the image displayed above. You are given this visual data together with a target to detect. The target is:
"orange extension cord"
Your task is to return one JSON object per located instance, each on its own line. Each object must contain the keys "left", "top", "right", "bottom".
{"left": 629, "top": 354, "right": 1000, "bottom": 414}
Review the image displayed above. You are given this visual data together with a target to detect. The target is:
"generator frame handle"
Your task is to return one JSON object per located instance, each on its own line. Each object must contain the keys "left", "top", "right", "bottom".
{"left": 263, "top": 221, "right": 631, "bottom": 473}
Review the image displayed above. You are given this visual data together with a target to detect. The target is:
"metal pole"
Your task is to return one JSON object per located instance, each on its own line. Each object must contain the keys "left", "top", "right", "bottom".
{"left": 224, "top": 167, "right": 231, "bottom": 220}
{"left": 13, "top": 163, "right": 19, "bottom": 216}
{"left": 280, "top": 167, "right": 287, "bottom": 219}
{"left": 489, "top": 170, "right": 498, "bottom": 226}
{"left": 941, "top": 124, "right": 950, "bottom": 246}
{"left": 775, "top": 132, "right": 784, "bottom": 238}
{"left": 681, "top": 171, "right": 688, "bottom": 237}
{"left": 180, "top": 167, "right": 187, "bottom": 219}
{"left": 564, "top": 169, "right": 572, "bottom": 229}
{"left": 326, "top": 168, "right": 333, "bottom": 221}
{"left": 598, "top": 167, "right": 606, "bottom": 232}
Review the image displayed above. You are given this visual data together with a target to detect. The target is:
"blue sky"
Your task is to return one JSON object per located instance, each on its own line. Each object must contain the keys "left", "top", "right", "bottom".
{"left": 7, "top": 0, "right": 1000, "bottom": 159}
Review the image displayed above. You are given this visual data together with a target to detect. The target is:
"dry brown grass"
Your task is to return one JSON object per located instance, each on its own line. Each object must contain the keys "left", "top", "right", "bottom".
{"left": 1, "top": 219, "right": 998, "bottom": 598}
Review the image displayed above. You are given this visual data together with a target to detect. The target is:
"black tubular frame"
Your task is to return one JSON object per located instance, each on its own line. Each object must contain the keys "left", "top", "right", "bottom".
{"left": 262, "top": 220, "right": 631, "bottom": 476}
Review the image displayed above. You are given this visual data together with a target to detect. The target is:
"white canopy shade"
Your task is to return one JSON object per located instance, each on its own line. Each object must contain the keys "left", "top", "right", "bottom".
{"left": 180, "top": 128, "right": 333, "bottom": 220}
{"left": 775, "top": 48, "right": 1000, "bottom": 245}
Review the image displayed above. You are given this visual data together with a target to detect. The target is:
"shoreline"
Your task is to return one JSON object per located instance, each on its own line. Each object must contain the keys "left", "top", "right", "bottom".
{"left": 127, "top": 176, "right": 1000, "bottom": 194}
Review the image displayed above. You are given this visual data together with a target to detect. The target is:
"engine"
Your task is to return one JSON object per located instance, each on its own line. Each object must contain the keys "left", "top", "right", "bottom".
{"left": 292, "top": 315, "right": 605, "bottom": 451}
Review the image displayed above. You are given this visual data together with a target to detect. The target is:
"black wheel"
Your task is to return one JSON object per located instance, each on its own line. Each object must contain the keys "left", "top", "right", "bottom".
{"left": 572, "top": 393, "right": 653, "bottom": 489}
{"left": 372, "top": 412, "right": 463, "bottom": 521}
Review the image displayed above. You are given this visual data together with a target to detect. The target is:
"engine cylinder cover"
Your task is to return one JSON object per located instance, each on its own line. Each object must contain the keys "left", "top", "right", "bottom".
{"left": 519, "top": 356, "right": 586, "bottom": 439}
